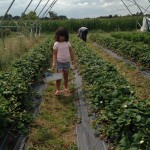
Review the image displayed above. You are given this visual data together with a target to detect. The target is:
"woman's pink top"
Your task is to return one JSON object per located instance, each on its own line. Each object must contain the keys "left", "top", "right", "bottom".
{"left": 53, "top": 41, "right": 71, "bottom": 63}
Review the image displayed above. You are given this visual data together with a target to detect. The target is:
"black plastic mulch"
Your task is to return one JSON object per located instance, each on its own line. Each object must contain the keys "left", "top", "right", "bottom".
{"left": 74, "top": 69, "right": 107, "bottom": 150}
{"left": 93, "top": 43, "right": 150, "bottom": 79}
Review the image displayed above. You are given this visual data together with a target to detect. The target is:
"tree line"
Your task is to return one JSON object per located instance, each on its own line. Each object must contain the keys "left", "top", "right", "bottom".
{"left": 0, "top": 11, "right": 68, "bottom": 21}
{"left": 1, "top": 11, "right": 149, "bottom": 21}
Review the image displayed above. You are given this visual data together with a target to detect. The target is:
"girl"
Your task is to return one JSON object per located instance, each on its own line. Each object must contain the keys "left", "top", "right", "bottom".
{"left": 52, "top": 27, "right": 76, "bottom": 96}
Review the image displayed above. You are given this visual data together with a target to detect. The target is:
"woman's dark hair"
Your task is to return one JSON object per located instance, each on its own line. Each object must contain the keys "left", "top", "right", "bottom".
{"left": 55, "top": 27, "right": 69, "bottom": 42}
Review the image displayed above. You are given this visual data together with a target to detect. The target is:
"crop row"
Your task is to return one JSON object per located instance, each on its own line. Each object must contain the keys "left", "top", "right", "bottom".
{"left": 0, "top": 37, "right": 53, "bottom": 138}
{"left": 72, "top": 37, "right": 149, "bottom": 149}
{"left": 41, "top": 17, "right": 140, "bottom": 32}
{"left": 111, "top": 32, "right": 150, "bottom": 44}
{"left": 2, "top": 16, "right": 141, "bottom": 33}
{"left": 89, "top": 33, "right": 150, "bottom": 70}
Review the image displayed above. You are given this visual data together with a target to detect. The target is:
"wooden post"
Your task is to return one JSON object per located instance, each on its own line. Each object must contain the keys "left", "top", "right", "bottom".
{"left": 39, "top": 25, "right": 41, "bottom": 36}
{"left": 35, "top": 24, "right": 38, "bottom": 38}
{"left": 0, "top": 22, "right": 5, "bottom": 49}
{"left": 30, "top": 27, "right": 33, "bottom": 37}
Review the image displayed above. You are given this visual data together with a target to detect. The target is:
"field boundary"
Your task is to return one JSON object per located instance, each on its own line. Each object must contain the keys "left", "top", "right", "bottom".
{"left": 92, "top": 42, "right": 150, "bottom": 79}
{"left": 74, "top": 68, "right": 107, "bottom": 150}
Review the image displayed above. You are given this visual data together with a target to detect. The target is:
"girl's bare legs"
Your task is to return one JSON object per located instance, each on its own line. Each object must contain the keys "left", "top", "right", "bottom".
{"left": 55, "top": 69, "right": 70, "bottom": 96}
{"left": 63, "top": 69, "right": 69, "bottom": 90}
{"left": 56, "top": 79, "right": 61, "bottom": 91}
{"left": 63, "top": 69, "right": 70, "bottom": 96}
{"left": 55, "top": 70, "right": 63, "bottom": 94}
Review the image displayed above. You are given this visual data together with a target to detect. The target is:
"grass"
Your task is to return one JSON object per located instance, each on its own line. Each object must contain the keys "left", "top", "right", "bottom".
{"left": 87, "top": 41, "right": 150, "bottom": 100}
{"left": 28, "top": 71, "right": 77, "bottom": 150}
{"left": 0, "top": 33, "right": 45, "bottom": 70}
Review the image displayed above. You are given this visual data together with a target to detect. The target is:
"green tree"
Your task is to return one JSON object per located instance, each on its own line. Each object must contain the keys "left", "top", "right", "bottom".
{"left": 26, "top": 11, "right": 37, "bottom": 20}
{"left": 58, "top": 15, "right": 68, "bottom": 20}
{"left": 48, "top": 11, "right": 58, "bottom": 19}
{"left": 21, "top": 13, "right": 27, "bottom": 19}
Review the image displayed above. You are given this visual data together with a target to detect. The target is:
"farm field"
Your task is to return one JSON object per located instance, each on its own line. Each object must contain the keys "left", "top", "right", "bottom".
{"left": 41, "top": 16, "right": 142, "bottom": 32}
{"left": 72, "top": 36, "right": 149, "bottom": 149}
{"left": 0, "top": 36, "right": 53, "bottom": 149}
{"left": 28, "top": 75, "right": 77, "bottom": 150}
{"left": 0, "top": 34, "right": 45, "bottom": 70}
{"left": 87, "top": 41, "right": 150, "bottom": 100}
{"left": 0, "top": 20, "right": 150, "bottom": 149}
{"left": 89, "top": 32, "right": 150, "bottom": 71}
{"left": 1, "top": 0, "right": 150, "bottom": 149}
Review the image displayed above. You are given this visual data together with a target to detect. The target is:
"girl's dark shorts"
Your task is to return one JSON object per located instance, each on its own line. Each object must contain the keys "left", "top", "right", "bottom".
{"left": 57, "top": 61, "right": 70, "bottom": 71}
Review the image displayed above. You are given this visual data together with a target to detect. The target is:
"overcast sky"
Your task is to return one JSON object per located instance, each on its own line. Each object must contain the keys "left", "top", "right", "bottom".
{"left": 0, "top": 0, "right": 150, "bottom": 18}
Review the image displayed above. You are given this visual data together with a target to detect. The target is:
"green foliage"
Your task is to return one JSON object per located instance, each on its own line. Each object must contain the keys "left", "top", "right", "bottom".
{"left": 72, "top": 36, "right": 150, "bottom": 149}
{"left": 40, "top": 16, "right": 141, "bottom": 32}
{"left": 0, "top": 37, "right": 53, "bottom": 137}
{"left": 89, "top": 33, "right": 150, "bottom": 70}
{"left": 0, "top": 95, "right": 32, "bottom": 136}
{"left": 1, "top": 16, "right": 141, "bottom": 33}
{"left": 111, "top": 32, "right": 150, "bottom": 44}
{"left": 21, "top": 11, "right": 37, "bottom": 20}
{"left": 26, "top": 11, "right": 37, "bottom": 20}
{"left": 49, "top": 11, "right": 58, "bottom": 19}
{"left": 0, "top": 28, "right": 11, "bottom": 38}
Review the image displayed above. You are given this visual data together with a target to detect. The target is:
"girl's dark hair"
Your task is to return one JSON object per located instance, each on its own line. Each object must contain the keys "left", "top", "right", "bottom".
{"left": 55, "top": 27, "right": 69, "bottom": 42}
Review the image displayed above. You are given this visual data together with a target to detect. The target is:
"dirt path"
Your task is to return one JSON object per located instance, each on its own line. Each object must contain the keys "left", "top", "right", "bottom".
{"left": 74, "top": 68, "right": 107, "bottom": 150}
{"left": 28, "top": 77, "right": 77, "bottom": 150}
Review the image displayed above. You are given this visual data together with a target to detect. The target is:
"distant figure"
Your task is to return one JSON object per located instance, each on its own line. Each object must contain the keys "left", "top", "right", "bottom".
{"left": 78, "top": 26, "right": 88, "bottom": 42}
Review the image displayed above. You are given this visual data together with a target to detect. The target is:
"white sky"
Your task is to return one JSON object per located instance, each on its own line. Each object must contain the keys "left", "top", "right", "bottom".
{"left": 0, "top": 0, "right": 150, "bottom": 18}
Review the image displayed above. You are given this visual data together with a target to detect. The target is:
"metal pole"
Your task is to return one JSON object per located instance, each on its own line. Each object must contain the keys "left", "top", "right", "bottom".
{"left": 42, "top": 0, "right": 57, "bottom": 18}
{"left": 121, "top": 0, "right": 133, "bottom": 15}
{"left": 0, "top": 22, "right": 5, "bottom": 48}
{"left": 121, "top": 0, "right": 150, "bottom": 28}
{"left": 127, "top": 0, "right": 150, "bottom": 13}
{"left": 0, "top": 0, "right": 16, "bottom": 22}
{"left": 136, "top": 4, "right": 150, "bottom": 23}
{"left": 34, "top": 0, "right": 43, "bottom": 12}
{"left": 35, "top": 24, "right": 38, "bottom": 38}
{"left": 33, "top": 0, "right": 51, "bottom": 24}
{"left": 133, "top": 0, "right": 150, "bottom": 27}
{"left": 142, "top": 4, "right": 150, "bottom": 15}
{"left": 30, "top": 0, "right": 58, "bottom": 37}
{"left": 26, "top": 0, "right": 43, "bottom": 24}
{"left": 15, "top": 22, "right": 18, "bottom": 32}
{"left": 39, "top": 26, "right": 41, "bottom": 36}
{"left": 17, "top": 0, "right": 34, "bottom": 23}
{"left": 44, "top": 0, "right": 58, "bottom": 18}
{"left": 133, "top": 0, "right": 144, "bottom": 14}
{"left": 30, "top": 28, "right": 33, "bottom": 37}
{"left": 22, "top": 0, "right": 34, "bottom": 15}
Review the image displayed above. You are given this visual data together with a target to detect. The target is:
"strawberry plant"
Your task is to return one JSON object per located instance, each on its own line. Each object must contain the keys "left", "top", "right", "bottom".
{"left": 89, "top": 33, "right": 150, "bottom": 70}
{"left": 111, "top": 32, "right": 150, "bottom": 44}
{"left": 72, "top": 36, "right": 150, "bottom": 149}
{"left": 0, "top": 37, "right": 53, "bottom": 138}
{"left": 0, "top": 95, "right": 32, "bottom": 137}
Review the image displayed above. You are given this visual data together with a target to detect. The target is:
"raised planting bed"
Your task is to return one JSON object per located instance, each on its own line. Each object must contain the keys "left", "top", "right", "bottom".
{"left": 72, "top": 36, "right": 150, "bottom": 150}
{"left": 89, "top": 33, "right": 150, "bottom": 71}
{"left": 0, "top": 36, "right": 53, "bottom": 149}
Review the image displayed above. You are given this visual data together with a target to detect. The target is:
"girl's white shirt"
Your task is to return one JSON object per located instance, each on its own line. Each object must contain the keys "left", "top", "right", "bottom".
{"left": 53, "top": 41, "right": 71, "bottom": 63}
